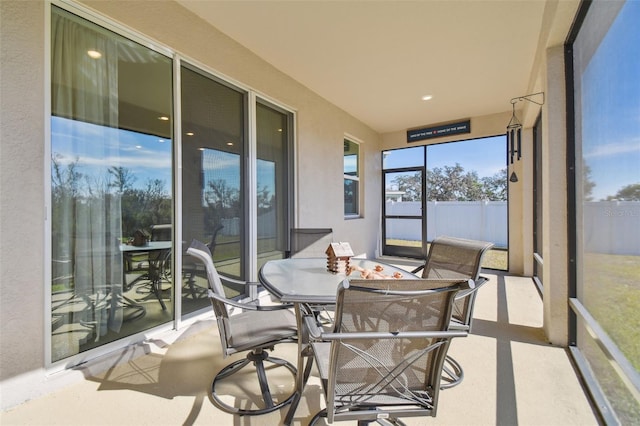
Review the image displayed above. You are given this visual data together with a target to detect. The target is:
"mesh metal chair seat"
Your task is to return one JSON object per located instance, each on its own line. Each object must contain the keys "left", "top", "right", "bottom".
{"left": 305, "top": 278, "right": 471, "bottom": 425}
{"left": 412, "top": 235, "right": 494, "bottom": 388}
{"left": 187, "top": 239, "right": 298, "bottom": 415}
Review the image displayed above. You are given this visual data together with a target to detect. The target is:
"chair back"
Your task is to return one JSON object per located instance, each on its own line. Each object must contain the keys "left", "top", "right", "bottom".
{"left": 421, "top": 236, "right": 494, "bottom": 326}
{"left": 186, "top": 239, "right": 233, "bottom": 356}
{"left": 150, "top": 224, "right": 172, "bottom": 241}
{"left": 324, "top": 278, "right": 469, "bottom": 423}
{"left": 289, "top": 228, "right": 333, "bottom": 258}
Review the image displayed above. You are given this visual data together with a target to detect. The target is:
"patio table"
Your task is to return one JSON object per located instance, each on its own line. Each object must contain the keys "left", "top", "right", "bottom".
{"left": 258, "top": 257, "right": 417, "bottom": 425}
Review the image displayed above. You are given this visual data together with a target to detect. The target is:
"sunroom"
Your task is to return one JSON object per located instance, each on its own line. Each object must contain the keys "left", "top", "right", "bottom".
{"left": 0, "top": 0, "right": 638, "bottom": 424}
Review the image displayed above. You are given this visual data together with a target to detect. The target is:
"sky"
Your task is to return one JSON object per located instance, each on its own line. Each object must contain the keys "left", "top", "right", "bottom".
{"left": 579, "top": 0, "right": 640, "bottom": 201}
{"left": 52, "top": 116, "right": 172, "bottom": 194}
{"left": 53, "top": 115, "right": 507, "bottom": 199}
{"left": 384, "top": 135, "right": 507, "bottom": 180}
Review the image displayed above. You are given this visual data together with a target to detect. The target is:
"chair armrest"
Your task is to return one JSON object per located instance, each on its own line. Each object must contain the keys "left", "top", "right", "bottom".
{"left": 454, "top": 276, "right": 488, "bottom": 301}
{"left": 207, "top": 289, "right": 294, "bottom": 311}
{"left": 304, "top": 315, "right": 324, "bottom": 340}
{"left": 318, "top": 330, "right": 468, "bottom": 341}
{"left": 218, "top": 273, "right": 259, "bottom": 288}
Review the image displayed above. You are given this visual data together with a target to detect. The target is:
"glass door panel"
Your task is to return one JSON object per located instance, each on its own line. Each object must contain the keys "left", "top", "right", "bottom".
{"left": 383, "top": 169, "right": 426, "bottom": 258}
{"left": 180, "top": 65, "right": 246, "bottom": 314}
{"left": 256, "top": 101, "right": 291, "bottom": 269}
{"left": 50, "top": 6, "right": 173, "bottom": 362}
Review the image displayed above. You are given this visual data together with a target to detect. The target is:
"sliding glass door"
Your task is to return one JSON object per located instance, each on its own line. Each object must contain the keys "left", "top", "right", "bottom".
{"left": 49, "top": 4, "right": 294, "bottom": 363}
{"left": 50, "top": 6, "right": 173, "bottom": 362}
{"left": 256, "top": 101, "right": 292, "bottom": 267}
{"left": 180, "top": 65, "right": 247, "bottom": 314}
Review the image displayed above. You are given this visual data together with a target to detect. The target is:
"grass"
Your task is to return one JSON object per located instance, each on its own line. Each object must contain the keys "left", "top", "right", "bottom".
{"left": 582, "top": 252, "right": 640, "bottom": 370}
{"left": 386, "top": 239, "right": 508, "bottom": 271}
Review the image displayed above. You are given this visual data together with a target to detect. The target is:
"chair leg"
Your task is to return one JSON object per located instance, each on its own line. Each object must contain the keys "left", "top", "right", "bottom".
{"left": 210, "top": 348, "right": 297, "bottom": 416}
{"left": 440, "top": 354, "right": 464, "bottom": 389}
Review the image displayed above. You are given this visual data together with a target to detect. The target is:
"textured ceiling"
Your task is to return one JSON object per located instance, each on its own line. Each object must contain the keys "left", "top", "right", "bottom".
{"left": 177, "top": 0, "right": 547, "bottom": 133}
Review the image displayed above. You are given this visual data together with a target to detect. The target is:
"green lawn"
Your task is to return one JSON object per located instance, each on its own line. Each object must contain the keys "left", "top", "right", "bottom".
{"left": 582, "top": 252, "right": 640, "bottom": 370}
{"left": 386, "top": 239, "right": 508, "bottom": 271}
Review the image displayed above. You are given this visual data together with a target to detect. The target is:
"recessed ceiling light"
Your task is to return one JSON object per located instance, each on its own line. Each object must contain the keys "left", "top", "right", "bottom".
{"left": 158, "top": 139, "right": 164, "bottom": 143}
{"left": 226, "top": 142, "right": 234, "bottom": 146}
{"left": 198, "top": 147, "right": 205, "bottom": 151}
{"left": 87, "top": 50, "right": 102, "bottom": 59}
{"left": 158, "top": 116, "right": 169, "bottom": 121}
{"left": 277, "top": 128, "right": 283, "bottom": 132}
{"left": 421, "top": 95, "right": 433, "bottom": 101}
{"left": 186, "top": 132, "right": 194, "bottom": 136}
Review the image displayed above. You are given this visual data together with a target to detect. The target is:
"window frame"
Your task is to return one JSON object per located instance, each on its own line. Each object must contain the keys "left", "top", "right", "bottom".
{"left": 343, "top": 136, "right": 361, "bottom": 218}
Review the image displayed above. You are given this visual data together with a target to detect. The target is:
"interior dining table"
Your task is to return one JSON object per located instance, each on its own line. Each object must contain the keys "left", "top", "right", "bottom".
{"left": 258, "top": 257, "right": 417, "bottom": 425}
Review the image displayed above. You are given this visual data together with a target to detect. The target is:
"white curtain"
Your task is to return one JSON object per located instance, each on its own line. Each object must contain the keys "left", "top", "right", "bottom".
{"left": 51, "top": 9, "right": 123, "bottom": 352}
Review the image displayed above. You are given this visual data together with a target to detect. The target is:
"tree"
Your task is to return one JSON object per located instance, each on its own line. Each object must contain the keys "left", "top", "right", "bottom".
{"left": 582, "top": 164, "right": 596, "bottom": 201}
{"left": 426, "top": 163, "right": 483, "bottom": 201}
{"left": 108, "top": 166, "right": 136, "bottom": 193}
{"left": 608, "top": 183, "right": 640, "bottom": 201}
{"left": 204, "top": 179, "right": 240, "bottom": 233}
{"left": 257, "top": 185, "right": 274, "bottom": 213}
{"left": 389, "top": 173, "right": 422, "bottom": 201}
{"left": 481, "top": 169, "right": 508, "bottom": 201}
{"left": 389, "top": 163, "right": 507, "bottom": 202}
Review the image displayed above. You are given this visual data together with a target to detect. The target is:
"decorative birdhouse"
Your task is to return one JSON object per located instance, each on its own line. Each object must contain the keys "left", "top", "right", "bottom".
{"left": 326, "top": 242, "right": 354, "bottom": 273}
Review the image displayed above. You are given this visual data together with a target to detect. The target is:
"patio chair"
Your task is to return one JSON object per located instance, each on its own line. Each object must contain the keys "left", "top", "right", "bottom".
{"left": 288, "top": 228, "right": 333, "bottom": 258}
{"left": 304, "top": 278, "right": 470, "bottom": 425}
{"left": 412, "top": 235, "right": 494, "bottom": 388}
{"left": 288, "top": 228, "right": 335, "bottom": 324}
{"left": 186, "top": 239, "right": 298, "bottom": 415}
{"left": 182, "top": 224, "right": 225, "bottom": 300}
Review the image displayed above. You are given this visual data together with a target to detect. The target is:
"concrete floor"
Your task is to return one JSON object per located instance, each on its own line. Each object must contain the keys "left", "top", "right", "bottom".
{"left": 1, "top": 272, "right": 600, "bottom": 425}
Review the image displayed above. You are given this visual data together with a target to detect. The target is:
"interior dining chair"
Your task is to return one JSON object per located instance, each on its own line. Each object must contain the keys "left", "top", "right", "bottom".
{"left": 186, "top": 239, "right": 298, "bottom": 415}
{"left": 304, "top": 278, "right": 470, "bottom": 425}
{"left": 412, "top": 235, "right": 495, "bottom": 388}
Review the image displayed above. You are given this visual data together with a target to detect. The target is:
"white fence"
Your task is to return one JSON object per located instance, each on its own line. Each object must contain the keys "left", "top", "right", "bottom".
{"left": 386, "top": 201, "right": 508, "bottom": 248}
{"left": 222, "top": 200, "right": 639, "bottom": 256}
{"left": 583, "top": 201, "right": 640, "bottom": 255}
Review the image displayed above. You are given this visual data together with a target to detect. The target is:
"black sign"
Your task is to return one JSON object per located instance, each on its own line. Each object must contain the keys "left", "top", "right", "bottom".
{"left": 407, "top": 120, "right": 471, "bottom": 142}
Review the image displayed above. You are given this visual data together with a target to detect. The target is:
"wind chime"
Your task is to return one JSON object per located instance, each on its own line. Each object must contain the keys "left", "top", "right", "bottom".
{"left": 506, "top": 92, "right": 545, "bottom": 182}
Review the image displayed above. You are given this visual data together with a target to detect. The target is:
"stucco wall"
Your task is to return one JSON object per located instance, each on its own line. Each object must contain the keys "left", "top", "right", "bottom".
{"left": 1, "top": 0, "right": 47, "bottom": 393}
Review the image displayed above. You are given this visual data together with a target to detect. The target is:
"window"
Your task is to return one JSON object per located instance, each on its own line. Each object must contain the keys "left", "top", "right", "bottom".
{"left": 569, "top": 1, "right": 640, "bottom": 422}
{"left": 344, "top": 138, "right": 360, "bottom": 217}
